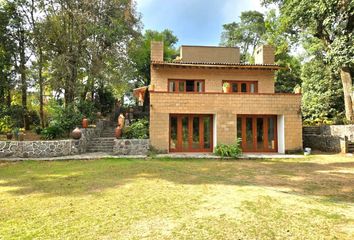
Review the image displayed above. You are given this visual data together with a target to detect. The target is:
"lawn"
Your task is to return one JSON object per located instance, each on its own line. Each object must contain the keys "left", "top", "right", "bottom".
{"left": 0, "top": 155, "right": 353, "bottom": 239}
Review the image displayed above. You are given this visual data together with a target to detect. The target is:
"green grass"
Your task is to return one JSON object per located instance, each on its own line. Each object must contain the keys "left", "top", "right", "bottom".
{"left": 0, "top": 155, "right": 353, "bottom": 239}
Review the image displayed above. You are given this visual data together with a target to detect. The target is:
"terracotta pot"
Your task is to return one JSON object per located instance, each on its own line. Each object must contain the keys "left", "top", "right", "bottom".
{"left": 82, "top": 118, "right": 89, "bottom": 128}
{"left": 18, "top": 132, "right": 24, "bottom": 141}
{"left": 6, "top": 133, "right": 13, "bottom": 140}
{"left": 118, "top": 114, "right": 125, "bottom": 128}
{"left": 115, "top": 126, "right": 122, "bottom": 139}
{"left": 72, "top": 127, "right": 82, "bottom": 139}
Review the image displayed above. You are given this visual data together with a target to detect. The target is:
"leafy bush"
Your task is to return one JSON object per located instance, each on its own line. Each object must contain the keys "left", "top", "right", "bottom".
{"left": 215, "top": 139, "right": 242, "bottom": 158}
{"left": 77, "top": 100, "right": 97, "bottom": 122}
{"left": 0, "top": 116, "right": 13, "bottom": 134}
{"left": 41, "top": 121, "right": 64, "bottom": 140}
{"left": 123, "top": 118, "right": 149, "bottom": 139}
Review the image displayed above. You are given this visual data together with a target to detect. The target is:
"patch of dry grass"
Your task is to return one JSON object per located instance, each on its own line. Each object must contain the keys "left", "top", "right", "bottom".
{"left": 0, "top": 155, "right": 353, "bottom": 239}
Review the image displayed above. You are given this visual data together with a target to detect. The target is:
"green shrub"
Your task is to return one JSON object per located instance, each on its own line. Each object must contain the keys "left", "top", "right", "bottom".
{"left": 215, "top": 139, "right": 242, "bottom": 158}
{"left": 41, "top": 122, "right": 64, "bottom": 140}
{"left": 77, "top": 100, "right": 97, "bottom": 122}
{"left": 123, "top": 118, "right": 149, "bottom": 139}
{"left": 0, "top": 116, "right": 13, "bottom": 134}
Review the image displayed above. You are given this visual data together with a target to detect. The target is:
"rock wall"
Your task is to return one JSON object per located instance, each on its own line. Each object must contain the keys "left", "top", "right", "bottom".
{"left": 0, "top": 140, "right": 73, "bottom": 158}
{"left": 113, "top": 139, "right": 149, "bottom": 155}
{"left": 303, "top": 125, "right": 351, "bottom": 153}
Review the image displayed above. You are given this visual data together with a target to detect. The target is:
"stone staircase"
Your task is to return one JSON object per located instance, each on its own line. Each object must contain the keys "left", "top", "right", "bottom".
{"left": 87, "top": 122, "right": 116, "bottom": 153}
{"left": 348, "top": 142, "right": 354, "bottom": 153}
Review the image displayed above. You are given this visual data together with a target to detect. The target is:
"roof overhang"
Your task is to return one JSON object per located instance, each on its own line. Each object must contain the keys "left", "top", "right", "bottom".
{"left": 151, "top": 61, "right": 285, "bottom": 70}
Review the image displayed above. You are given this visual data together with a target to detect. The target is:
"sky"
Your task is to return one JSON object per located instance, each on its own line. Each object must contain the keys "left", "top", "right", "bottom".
{"left": 136, "top": 0, "right": 267, "bottom": 46}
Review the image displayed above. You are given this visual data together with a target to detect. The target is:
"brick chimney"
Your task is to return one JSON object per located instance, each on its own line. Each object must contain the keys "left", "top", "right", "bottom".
{"left": 254, "top": 45, "right": 275, "bottom": 65}
{"left": 151, "top": 41, "right": 164, "bottom": 62}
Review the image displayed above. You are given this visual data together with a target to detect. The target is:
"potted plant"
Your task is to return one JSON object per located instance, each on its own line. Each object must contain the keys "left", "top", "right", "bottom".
{"left": 223, "top": 82, "right": 231, "bottom": 93}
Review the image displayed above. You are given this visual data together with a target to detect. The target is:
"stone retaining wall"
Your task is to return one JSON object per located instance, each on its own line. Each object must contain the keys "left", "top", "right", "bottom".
{"left": 0, "top": 120, "right": 105, "bottom": 159}
{"left": 113, "top": 139, "right": 149, "bottom": 155}
{"left": 303, "top": 125, "right": 352, "bottom": 153}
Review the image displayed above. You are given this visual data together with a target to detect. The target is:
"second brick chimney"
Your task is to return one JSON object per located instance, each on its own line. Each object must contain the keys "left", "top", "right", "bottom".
{"left": 254, "top": 45, "right": 275, "bottom": 65}
{"left": 151, "top": 41, "right": 164, "bottom": 62}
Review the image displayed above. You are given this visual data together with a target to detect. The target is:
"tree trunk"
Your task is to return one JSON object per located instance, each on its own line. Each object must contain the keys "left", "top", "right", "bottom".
{"left": 340, "top": 67, "right": 353, "bottom": 121}
{"left": 38, "top": 48, "right": 45, "bottom": 128}
{"left": 19, "top": 29, "right": 29, "bottom": 129}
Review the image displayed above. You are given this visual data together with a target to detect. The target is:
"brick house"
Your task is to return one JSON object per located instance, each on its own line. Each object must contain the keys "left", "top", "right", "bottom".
{"left": 143, "top": 41, "right": 302, "bottom": 153}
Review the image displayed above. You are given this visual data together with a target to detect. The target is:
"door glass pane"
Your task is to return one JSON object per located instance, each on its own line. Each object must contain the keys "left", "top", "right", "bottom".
{"left": 192, "top": 117, "right": 200, "bottom": 149}
{"left": 246, "top": 118, "right": 253, "bottom": 150}
{"left": 203, "top": 117, "right": 211, "bottom": 149}
{"left": 241, "top": 83, "right": 247, "bottom": 92}
{"left": 182, "top": 117, "right": 189, "bottom": 150}
{"left": 232, "top": 83, "right": 238, "bottom": 92}
{"left": 250, "top": 83, "right": 255, "bottom": 93}
{"left": 169, "top": 81, "right": 176, "bottom": 92}
{"left": 237, "top": 117, "right": 242, "bottom": 141}
{"left": 179, "top": 81, "right": 185, "bottom": 92}
{"left": 196, "top": 81, "right": 203, "bottom": 92}
{"left": 257, "top": 118, "right": 264, "bottom": 150}
{"left": 170, "top": 116, "right": 177, "bottom": 150}
{"left": 268, "top": 117, "right": 276, "bottom": 150}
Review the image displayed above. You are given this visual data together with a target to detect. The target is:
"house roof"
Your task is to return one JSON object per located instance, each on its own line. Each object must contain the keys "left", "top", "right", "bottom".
{"left": 151, "top": 60, "right": 285, "bottom": 70}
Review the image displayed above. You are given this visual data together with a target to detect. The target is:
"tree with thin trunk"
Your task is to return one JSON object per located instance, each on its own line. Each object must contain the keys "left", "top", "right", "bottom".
{"left": 262, "top": 0, "right": 354, "bottom": 120}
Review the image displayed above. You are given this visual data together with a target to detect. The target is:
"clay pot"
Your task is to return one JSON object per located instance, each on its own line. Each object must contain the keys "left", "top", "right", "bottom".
{"left": 72, "top": 127, "right": 82, "bottom": 139}
{"left": 115, "top": 126, "right": 122, "bottom": 139}
{"left": 118, "top": 114, "right": 125, "bottom": 128}
{"left": 6, "top": 133, "right": 13, "bottom": 140}
{"left": 96, "top": 112, "right": 102, "bottom": 118}
{"left": 82, "top": 118, "right": 89, "bottom": 128}
{"left": 18, "top": 132, "right": 24, "bottom": 141}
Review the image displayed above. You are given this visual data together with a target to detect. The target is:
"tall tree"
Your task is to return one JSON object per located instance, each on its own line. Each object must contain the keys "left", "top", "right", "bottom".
{"left": 220, "top": 10, "right": 302, "bottom": 93}
{"left": 262, "top": 0, "right": 354, "bottom": 120}
{"left": 129, "top": 29, "right": 178, "bottom": 112}
{"left": 221, "top": 11, "right": 266, "bottom": 62}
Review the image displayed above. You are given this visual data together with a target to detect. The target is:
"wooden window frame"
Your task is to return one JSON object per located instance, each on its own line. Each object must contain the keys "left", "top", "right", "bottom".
{"left": 168, "top": 79, "right": 205, "bottom": 93}
{"left": 223, "top": 80, "right": 258, "bottom": 93}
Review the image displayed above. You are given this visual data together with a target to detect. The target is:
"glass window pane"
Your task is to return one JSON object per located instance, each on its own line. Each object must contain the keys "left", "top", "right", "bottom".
{"left": 257, "top": 118, "right": 264, "bottom": 150}
{"left": 196, "top": 81, "right": 203, "bottom": 92}
{"left": 237, "top": 117, "right": 242, "bottom": 141}
{"left": 250, "top": 83, "right": 255, "bottom": 93}
{"left": 268, "top": 117, "right": 276, "bottom": 150}
{"left": 169, "top": 81, "right": 176, "bottom": 92}
{"left": 241, "top": 83, "right": 247, "bottom": 92}
{"left": 182, "top": 117, "right": 189, "bottom": 150}
{"left": 232, "top": 83, "right": 238, "bottom": 92}
{"left": 246, "top": 118, "right": 253, "bottom": 149}
{"left": 186, "top": 80, "right": 194, "bottom": 92}
{"left": 192, "top": 117, "right": 200, "bottom": 149}
{"left": 179, "top": 81, "right": 185, "bottom": 92}
{"left": 170, "top": 116, "right": 177, "bottom": 150}
{"left": 204, "top": 117, "right": 211, "bottom": 149}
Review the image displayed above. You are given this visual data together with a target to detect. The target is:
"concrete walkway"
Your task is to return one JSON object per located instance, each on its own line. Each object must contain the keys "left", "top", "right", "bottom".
{"left": 0, "top": 152, "right": 304, "bottom": 161}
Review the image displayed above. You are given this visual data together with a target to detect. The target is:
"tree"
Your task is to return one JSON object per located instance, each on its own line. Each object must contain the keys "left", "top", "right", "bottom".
{"left": 262, "top": 0, "right": 354, "bottom": 120}
{"left": 220, "top": 10, "right": 302, "bottom": 93}
{"left": 302, "top": 59, "right": 344, "bottom": 123}
{"left": 221, "top": 11, "right": 266, "bottom": 62}
{"left": 129, "top": 29, "right": 178, "bottom": 112}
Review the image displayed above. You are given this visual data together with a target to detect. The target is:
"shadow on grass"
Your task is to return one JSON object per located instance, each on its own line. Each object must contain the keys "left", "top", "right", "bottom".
{"left": 0, "top": 157, "right": 353, "bottom": 203}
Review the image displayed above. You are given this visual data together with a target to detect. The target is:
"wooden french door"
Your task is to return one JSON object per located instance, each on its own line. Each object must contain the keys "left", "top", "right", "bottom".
{"left": 170, "top": 114, "right": 213, "bottom": 152}
{"left": 237, "top": 115, "right": 277, "bottom": 152}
